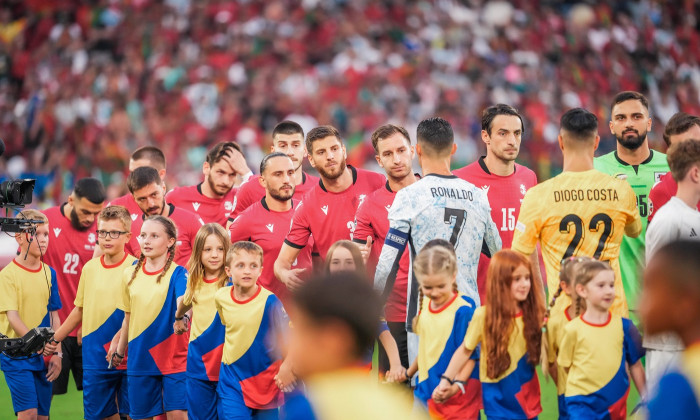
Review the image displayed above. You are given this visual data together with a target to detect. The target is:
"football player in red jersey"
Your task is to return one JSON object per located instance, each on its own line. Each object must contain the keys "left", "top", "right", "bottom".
{"left": 274, "top": 125, "right": 385, "bottom": 290}
{"left": 227, "top": 120, "right": 319, "bottom": 224}
{"left": 648, "top": 112, "right": 700, "bottom": 222}
{"left": 229, "top": 152, "right": 313, "bottom": 305}
{"left": 127, "top": 167, "right": 203, "bottom": 267}
{"left": 453, "top": 104, "right": 541, "bottom": 302}
{"left": 167, "top": 142, "right": 251, "bottom": 226}
{"left": 353, "top": 124, "right": 418, "bottom": 373}
{"left": 42, "top": 178, "right": 106, "bottom": 396}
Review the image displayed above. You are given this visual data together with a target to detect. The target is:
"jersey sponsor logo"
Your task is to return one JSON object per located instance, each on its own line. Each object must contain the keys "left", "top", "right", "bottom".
{"left": 266, "top": 223, "right": 274, "bottom": 232}
{"left": 88, "top": 233, "right": 96, "bottom": 244}
{"left": 384, "top": 204, "right": 391, "bottom": 212}
{"left": 481, "top": 185, "right": 490, "bottom": 195}
{"left": 53, "top": 228, "right": 61, "bottom": 238}
{"left": 224, "top": 201, "right": 233, "bottom": 211}
{"left": 691, "top": 228, "right": 697, "bottom": 238}
{"left": 131, "top": 213, "right": 138, "bottom": 221}
{"left": 192, "top": 202, "right": 201, "bottom": 212}
{"left": 614, "top": 173, "right": 628, "bottom": 181}
{"left": 520, "top": 184, "right": 527, "bottom": 195}
{"left": 654, "top": 172, "right": 666, "bottom": 183}
{"left": 321, "top": 205, "right": 328, "bottom": 215}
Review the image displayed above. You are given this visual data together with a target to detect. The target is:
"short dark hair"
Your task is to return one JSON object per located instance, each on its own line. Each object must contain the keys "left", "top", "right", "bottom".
{"left": 370, "top": 124, "right": 411, "bottom": 154}
{"left": 74, "top": 178, "right": 106, "bottom": 204}
{"left": 292, "top": 272, "right": 381, "bottom": 358}
{"left": 611, "top": 91, "right": 649, "bottom": 112}
{"left": 272, "top": 120, "right": 304, "bottom": 139}
{"left": 260, "top": 152, "right": 291, "bottom": 174}
{"left": 667, "top": 138, "right": 700, "bottom": 182}
{"left": 481, "top": 104, "right": 525, "bottom": 136}
{"left": 653, "top": 240, "right": 700, "bottom": 293}
{"left": 416, "top": 117, "right": 454, "bottom": 156}
{"left": 131, "top": 146, "right": 166, "bottom": 170}
{"left": 206, "top": 142, "right": 242, "bottom": 166}
{"left": 663, "top": 112, "right": 700, "bottom": 146}
{"left": 127, "top": 166, "right": 161, "bottom": 194}
{"left": 560, "top": 108, "right": 598, "bottom": 142}
{"left": 306, "top": 125, "right": 342, "bottom": 153}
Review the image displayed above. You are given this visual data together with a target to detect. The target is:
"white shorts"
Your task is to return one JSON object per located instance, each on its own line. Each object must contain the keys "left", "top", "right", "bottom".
{"left": 646, "top": 348, "right": 683, "bottom": 395}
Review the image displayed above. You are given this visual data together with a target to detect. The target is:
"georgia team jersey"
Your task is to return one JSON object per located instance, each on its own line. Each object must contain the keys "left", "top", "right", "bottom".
{"left": 464, "top": 306, "right": 542, "bottom": 419}
{"left": 108, "top": 193, "right": 143, "bottom": 223}
{"left": 511, "top": 169, "right": 642, "bottom": 316}
{"left": 558, "top": 313, "right": 644, "bottom": 420}
{"left": 649, "top": 172, "right": 700, "bottom": 222}
{"left": 353, "top": 181, "right": 411, "bottom": 323}
{"left": 594, "top": 150, "right": 669, "bottom": 311}
{"left": 229, "top": 198, "right": 312, "bottom": 304}
{"left": 229, "top": 171, "right": 319, "bottom": 220}
{"left": 647, "top": 343, "right": 700, "bottom": 419}
{"left": 183, "top": 277, "right": 228, "bottom": 382}
{"left": 454, "top": 157, "right": 538, "bottom": 302}
{"left": 284, "top": 166, "right": 385, "bottom": 260}
{"left": 215, "top": 285, "right": 287, "bottom": 409}
{"left": 125, "top": 203, "right": 204, "bottom": 268}
{"left": 414, "top": 294, "right": 481, "bottom": 420}
{"left": 0, "top": 261, "right": 61, "bottom": 371}
{"left": 166, "top": 183, "right": 236, "bottom": 226}
{"left": 76, "top": 254, "right": 136, "bottom": 371}
{"left": 374, "top": 174, "right": 501, "bottom": 331}
{"left": 118, "top": 263, "right": 188, "bottom": 375}
{"left": 42, "top": 204, "right": 98, "bottom": 336}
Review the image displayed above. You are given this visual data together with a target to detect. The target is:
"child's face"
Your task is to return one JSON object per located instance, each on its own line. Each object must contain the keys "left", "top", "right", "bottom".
{"left": 328, "top": 247, "right": 356, "bottom": 273}
{"left": 17, "top": 223, "right": 49, "bottom": 258}
{"left": 510, "top": 264, "right": 531, "bottom": 302}
{"left": 639, "top": 257, "right": 682, "bottom": 336}
{"left": 97, "top": 219, "right": 130, "bottom": 257}
{"left": 201, "top": 234, "right": 225, "bottom": 275}
{"left": 139, "top": 220, "right": 174, "bottom": 258}
{"left": 419, "top": 272, "right": 455, "bottom": 307}
{"left": 577, "top": 270, "right": 615, "bottom": 311}
{"left": 227, "top": 250, "right": 262, "bottom": 289}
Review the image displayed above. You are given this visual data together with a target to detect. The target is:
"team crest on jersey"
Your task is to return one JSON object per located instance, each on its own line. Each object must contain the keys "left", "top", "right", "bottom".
{"left": 53, "top": 228, "right": 61, "bottom": 237}
{"left": 321, "top": 205, "right": 328, "bottom": 215}
{"left": 224, "top": 201, "right": 233, "bottom": 211}
{"left": 520, "top": 184, "right": 527, "bottom": 195}
{"left": 654, "top": 172, "right": 665, "bottom": 183}
{"left": 266, "top": 224, "right": 274, "bottom": 232}
{"left": 88, "top": 233, "right": 96, "bottom": 244}
{"left": 131, "top": 213, "right": 138, "bottom": 221}
{"left": 192, "top": 202, "right": 201, "bottom": 212}
{"left": 481, "top": 185, "right": 490, "bottom": 195}
{"left": 614, "top": 173, "right": 628, "bottom": 181}
{"left": 385, "top": 204, "right": 391, "bottom": 212}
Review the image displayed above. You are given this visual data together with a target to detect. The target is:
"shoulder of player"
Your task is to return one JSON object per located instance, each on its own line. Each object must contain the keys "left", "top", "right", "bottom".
{"left": 238, "top": 175, "right": 262, "bottom": 192}
{"left": 171, "top": 205, "right": 202, "bottom": 221}
{"left": 452, "top": 161, "right": 480, "bottom": 179}
{"left": 166, "top": 184, "right": 198, "bottom": 199}
{"left": 593, "top": 151, "right": 617, "bottom": 165}
{"left": 355, "top": 167, "right": 386, "bottom": 186}
{"left": 235, "top": 200, "right": 266, "bottom": 221}
{"left": 514, "top": 163, "right": 538, "bottom": 182}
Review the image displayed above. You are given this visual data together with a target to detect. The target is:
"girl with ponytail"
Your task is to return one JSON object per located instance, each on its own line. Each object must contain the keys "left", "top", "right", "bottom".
{"left": 434, "top": 249, "right": 545, "bottom": 420}
{"left": 113, "top": 215, "right": 189, "bottom": 420}
{"left": 404, "top": 240, "right": 482, "bottom": 420}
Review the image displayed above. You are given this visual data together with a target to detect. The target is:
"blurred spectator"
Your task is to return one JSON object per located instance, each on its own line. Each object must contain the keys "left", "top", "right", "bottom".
{"left": 1, "top": 0, "right": 699, "bottom": 205}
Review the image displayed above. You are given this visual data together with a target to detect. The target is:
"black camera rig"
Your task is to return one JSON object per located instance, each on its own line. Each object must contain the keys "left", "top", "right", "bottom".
{"left": 0, "top": 328, "right": 55, "bottom": 358}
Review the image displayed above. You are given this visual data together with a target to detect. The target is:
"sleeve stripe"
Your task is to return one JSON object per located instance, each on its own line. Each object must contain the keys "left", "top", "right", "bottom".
{"left": 284, "top": 239, "right": 305, "bottom": 250}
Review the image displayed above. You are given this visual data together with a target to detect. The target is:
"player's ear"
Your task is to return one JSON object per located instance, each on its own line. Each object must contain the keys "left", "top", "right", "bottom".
{"left": 203, "top": 161, "right": 211, "bottom": 177}
{"left": 608, "top": 119, "right": 614, "bottom": 135}
{"left": 593, "top": 135, "right": 600, "bottom": 151}
{"left": 258, "top": 175, "right": 266, "bottom": 189}
{"left": 450, "top": 143, "right": 457, "bottom": 156}
{"left": 647, "top": 116, "right": 652, "bottom": 131}
{"left": 481, "top": 130, "right": 490, "bottom": 146}
{"left": 270, "top": 144, "right": 276, "bottom": 153}
{"left": 224, "top": 265, "right": 232, "bottom": 277}
{"left": 374, "top": 153, "right": 383, "bottom": 168}
{"left": 557, "top": 135, "right": 564, "bottom": 152}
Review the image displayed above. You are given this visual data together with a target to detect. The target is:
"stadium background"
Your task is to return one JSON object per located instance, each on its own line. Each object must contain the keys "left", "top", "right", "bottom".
{"left": 1, "top": 0, "right": 697, "bottom": 417}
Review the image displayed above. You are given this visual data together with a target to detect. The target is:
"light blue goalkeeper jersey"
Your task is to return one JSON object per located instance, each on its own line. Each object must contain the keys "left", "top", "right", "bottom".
{"left": 374, "top": 174, "right": 501, "bottom": 331}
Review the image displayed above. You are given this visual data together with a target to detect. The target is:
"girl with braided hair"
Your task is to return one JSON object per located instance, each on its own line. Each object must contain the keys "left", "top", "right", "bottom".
{"left": 112, "top": 215, "right": 189, "bottom": 420}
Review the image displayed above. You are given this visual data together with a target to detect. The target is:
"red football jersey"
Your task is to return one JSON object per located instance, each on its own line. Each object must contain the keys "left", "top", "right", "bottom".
{"left": 42, "top": 205, "right": 99, "bottom": 336}
{"left": 285, "top": 166, "right": 385, "bottom": 261}
{"left": 353, "top": 182, "right": 410, "bottom": 323}
{"left": 453, "top": 157, "right": 538, "bottom": 302}
{"left": 126, "top": 204, "right": 204, "bottom": 268}
{"left": 648, "top": 172, "right": 700, "bottom": 222}
{"left": 229, "top": 171, "right": 319, "bottom": 220}
{"left": 229, "top": 198, "right": 313, "bottom": 304}
{"left": 166, "top": 184, "right": 236, "bottom": 226}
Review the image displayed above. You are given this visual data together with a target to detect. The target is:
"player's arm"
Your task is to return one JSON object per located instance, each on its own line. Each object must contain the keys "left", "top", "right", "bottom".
{"left": 5, "top": 310, "right": 30, "bottom": 337}
{"left": 378, "top": 328, "right": 404, "bottom": 382}
{"left": 274, "top": 244, "right": 305, "bottom": 291}
{"left": 630, "top": 360, "right": 646, "bottom": 398}
{"left": 511, "top": 189, "right": 542, "bottom": 258}
{"left": 45, "top": 310, "right": 62, "bottom": 381}
{"left": 623, "top": 184, "right": 642, "bottom": 238}
{"left": 112, "top": 313, "right": 130, "bottom": 367}
{"left": 52, "top": 306, "right": 82, "bottom": 343}
{"left": 374, "top": 193, "right": 411, "bottom": 295}
{"left": 352, "top": 201, "right": 375, "bottom": 263}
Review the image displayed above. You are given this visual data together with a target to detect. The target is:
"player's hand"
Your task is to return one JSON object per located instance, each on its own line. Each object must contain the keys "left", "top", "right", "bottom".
{"left": 432, "top": 377, "right": 452, "bottom": 403}
{"left": 360, "top": 236, "right": 373, "bottom": 263}
{"left": 42, "top": 340, "right": 58, "bottom": 356}
{"left": 77, "top": 327, "right": 82, "bottom": 346}
{"left": 282, "top": 268, "right": 307, "bottom": 291}
{"left": 274, "top": 364, "right": 297, "bottom": 393}
{"left": 46, "top": 355, "right": 62, "bottom": 382}
{"left": 173, "top": 319, "right": 189, "bottom": 335}
{"left": 384, "top": 366, "right": 407, "bottom": 384}
{"left": 222, "top": 147, "right": 251, "bottom": 177}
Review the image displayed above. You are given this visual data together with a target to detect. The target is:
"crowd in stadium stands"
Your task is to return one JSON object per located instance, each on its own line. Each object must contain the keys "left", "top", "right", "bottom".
{"left": 0, "top": 0, "right": 699, "bottom": 205}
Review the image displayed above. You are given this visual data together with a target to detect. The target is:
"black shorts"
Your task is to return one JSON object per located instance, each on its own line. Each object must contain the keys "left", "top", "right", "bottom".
{"left": 52, "top": 336, "right": 83, "bottom": 395}
{"left": 378, "top": 321, "right": 409, "bottom": 373}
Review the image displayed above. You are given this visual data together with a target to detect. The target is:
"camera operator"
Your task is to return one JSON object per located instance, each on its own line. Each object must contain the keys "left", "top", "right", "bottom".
{"left": 0, "top": 209, "right": 62, "bottom": 420}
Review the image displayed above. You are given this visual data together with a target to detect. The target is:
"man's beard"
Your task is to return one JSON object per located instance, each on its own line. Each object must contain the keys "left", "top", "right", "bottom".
{"left": 269, "top": 185, "right": 294, "bottom": 202}
{"left": 207, "top": 176, "right": 231, "bottom": 197}
{"left": 316, "top": 159, "right": 347, "bottom": 180}
{"left": 144, "top": 200, "right": 165, "bottom": 216}
{"left": 70, "top": 208, "right": 91, "bottom": 231}
{"left": 616, "top": 129, "right": 647, "bottom": 151}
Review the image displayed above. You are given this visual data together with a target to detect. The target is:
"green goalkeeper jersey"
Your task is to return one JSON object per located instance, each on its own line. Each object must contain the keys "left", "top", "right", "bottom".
{"left": 594, "top": 150, "right": 669, "bottom": 312}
